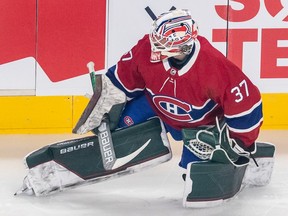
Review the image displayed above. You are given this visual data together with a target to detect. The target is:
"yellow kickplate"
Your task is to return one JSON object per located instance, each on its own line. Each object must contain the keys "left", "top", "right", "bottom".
{"left": 0, "top": 93, "right": 287, "bottom": 133}
{"left": 0, "top": 96, "right": 88, "bottom": 134}
{"left": 261, "top": 93, "right": 288, "bottom": 129}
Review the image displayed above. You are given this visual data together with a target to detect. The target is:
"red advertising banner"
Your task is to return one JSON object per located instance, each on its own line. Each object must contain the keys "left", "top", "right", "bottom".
{"left": 213, "top": 0, "right": 288, "bottom": 79}
{"left": 1, "top": 0, "right": 287, "bottom": 94}
{"left": 0, "top": 0, "right": 106, "bottom": 83}
{"left": 37, "top": 0, "right": 106, "bottom": 82}
{"left": 0, "top": 0, "right": 36, "bottom": 64}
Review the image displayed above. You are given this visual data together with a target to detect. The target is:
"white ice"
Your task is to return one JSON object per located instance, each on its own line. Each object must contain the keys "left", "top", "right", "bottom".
{"left": 0, "top": 130, "right": 287, "bottom": 216}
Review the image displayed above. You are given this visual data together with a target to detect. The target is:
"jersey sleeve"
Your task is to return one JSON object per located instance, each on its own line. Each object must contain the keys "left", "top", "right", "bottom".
{"left": 223, "top": 69, "right": 263, "bottom": 147}
{"left": 205, "top": 49, "right": 263, "bottom": 147}
{"left": 106, "top": 35, "right": 149, "bottom": 100}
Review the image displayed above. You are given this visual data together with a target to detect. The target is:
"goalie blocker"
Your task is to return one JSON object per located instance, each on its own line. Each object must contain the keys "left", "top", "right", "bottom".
{"left": 16, "top": 117, "right": 172, "bottom": 196}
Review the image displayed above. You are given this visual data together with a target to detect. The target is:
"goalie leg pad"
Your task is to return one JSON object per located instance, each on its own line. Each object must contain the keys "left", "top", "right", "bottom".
{"left": 182, "top": 142, "right": 275, "bottom": 208}
{"left": 183, "top": 156, "right": 247, "bottom": 208}
{"left": 16, "top": 118, "right": 171, "bottom": 196}
{"left": 242, "top": 142, "right": 275, "bottom": 187}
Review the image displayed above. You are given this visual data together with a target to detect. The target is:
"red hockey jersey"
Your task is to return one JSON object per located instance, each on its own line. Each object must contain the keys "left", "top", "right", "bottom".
{"left": 107, "top": 35, "right": 263, "bottom": 147}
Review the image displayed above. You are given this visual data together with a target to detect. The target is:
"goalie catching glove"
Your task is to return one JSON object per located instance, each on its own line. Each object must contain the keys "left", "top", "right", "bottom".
{"left": 182, "top": 117, "right": 250, "bottom": 167}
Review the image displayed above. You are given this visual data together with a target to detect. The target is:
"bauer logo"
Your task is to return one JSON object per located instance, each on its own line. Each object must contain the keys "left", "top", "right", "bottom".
{"left": 59, "top": 142, "right": 94, "bottom": 154}
{"left": 98, "top": 121, "right": 116, "bottom": 169}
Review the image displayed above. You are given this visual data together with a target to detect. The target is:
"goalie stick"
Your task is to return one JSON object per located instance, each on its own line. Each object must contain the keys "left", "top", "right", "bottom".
{"left": 145, "top": 6, "right": 177, "bottom": 20}
{"left": 72, "top": 62, "right": 102, "bottom": 133}
{"left": 88, "top": 61, "right": 96, "bottom": 91}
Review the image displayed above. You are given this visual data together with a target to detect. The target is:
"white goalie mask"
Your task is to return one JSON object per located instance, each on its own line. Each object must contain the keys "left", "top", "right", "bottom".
{"left": 149, "top": 9, "right": 199, "bottom": 63}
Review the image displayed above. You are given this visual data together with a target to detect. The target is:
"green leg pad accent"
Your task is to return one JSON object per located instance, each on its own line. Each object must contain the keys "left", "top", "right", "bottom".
{"left": 254, "top": 142, "right": 275, "bottom": 158}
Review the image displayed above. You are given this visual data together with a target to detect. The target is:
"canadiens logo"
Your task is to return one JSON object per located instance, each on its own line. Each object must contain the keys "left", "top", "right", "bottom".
{"left": 152, "top": 95, "right": 194, "bottom": 122}
{"left": 152, "top": 95, "right": 217, "bottom": 122}
{"left": 124, "top": 116, "right": 134, "bottom": 126}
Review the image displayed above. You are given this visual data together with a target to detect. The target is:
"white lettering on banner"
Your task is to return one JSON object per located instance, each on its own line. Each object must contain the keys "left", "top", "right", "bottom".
{"left": 277, "top": 58, "right": 288, "bottom": 67}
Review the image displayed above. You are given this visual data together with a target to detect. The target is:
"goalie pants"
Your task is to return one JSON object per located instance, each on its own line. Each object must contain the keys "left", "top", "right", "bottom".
{"left": 118, "top": 94, "right": 202, "bottom": 169}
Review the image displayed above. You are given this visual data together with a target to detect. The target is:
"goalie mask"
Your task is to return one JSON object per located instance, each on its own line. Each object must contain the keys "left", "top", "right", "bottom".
{"left": 149, "top": 9, "right": 198, "bottom": 63}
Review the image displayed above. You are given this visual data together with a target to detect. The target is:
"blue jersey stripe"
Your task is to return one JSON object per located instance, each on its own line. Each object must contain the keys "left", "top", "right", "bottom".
{"left": 225, "top": 102, "right": 263, "bottom": 132}
{"left": 106, "top": 65, "right": 143, "bottom": 99}
{"left": 188, "top": 99, "right": 217, "bottom": 122}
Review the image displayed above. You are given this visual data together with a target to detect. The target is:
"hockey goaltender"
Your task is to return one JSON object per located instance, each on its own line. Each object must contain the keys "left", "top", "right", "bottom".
{"left": 16, "top": 9, "right": 275, "bottom": 208}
